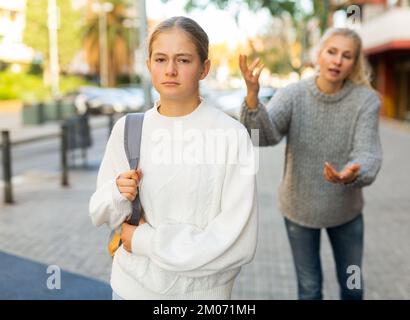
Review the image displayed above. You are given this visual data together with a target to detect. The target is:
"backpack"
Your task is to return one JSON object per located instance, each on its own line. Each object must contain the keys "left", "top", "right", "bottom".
{"left": 108, "top": 113, "right": 145, "bottom": 257}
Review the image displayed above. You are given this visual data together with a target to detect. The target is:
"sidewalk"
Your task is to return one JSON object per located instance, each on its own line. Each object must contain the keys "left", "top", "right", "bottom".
{"left": 0, "top": 109, "right": 111, "bottom": 144}
{"left": 0, "top": 115, "right": 409, "bottom": 299}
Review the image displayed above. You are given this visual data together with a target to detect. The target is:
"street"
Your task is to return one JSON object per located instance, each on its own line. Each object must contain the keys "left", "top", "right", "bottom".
{"left": 0, "top": 112, "right": 409, "bottom": 299}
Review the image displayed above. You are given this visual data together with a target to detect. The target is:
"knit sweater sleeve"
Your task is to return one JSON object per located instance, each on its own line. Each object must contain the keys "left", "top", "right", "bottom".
{"left": 131, "top": 127, "right": 258, "bottom": 278}
{"left": 345, "top": 92, "right": 383, "bottom": 188}
{"left": 89, "top": 116, "right": 132, "bottom": 229}
{"left": 239, "top": 86, "right": 293, "bottom": 146}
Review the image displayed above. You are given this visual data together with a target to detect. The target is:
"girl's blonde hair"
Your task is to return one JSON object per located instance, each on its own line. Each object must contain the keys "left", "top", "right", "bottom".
{"left": 148, "top": 16, "right": 209, "bottom": 64}
{"left": 315, "top": 27, "right": 372, "bottom": 87}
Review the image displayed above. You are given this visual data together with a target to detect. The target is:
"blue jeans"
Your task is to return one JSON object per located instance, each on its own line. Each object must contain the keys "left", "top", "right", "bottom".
{"left": 284, "top": 214, "right": 364, "bottom": 300}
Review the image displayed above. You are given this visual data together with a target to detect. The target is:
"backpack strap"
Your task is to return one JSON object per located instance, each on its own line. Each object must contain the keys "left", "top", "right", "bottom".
{"left": 124, "top": 113, "right": 144, "bottom": 226}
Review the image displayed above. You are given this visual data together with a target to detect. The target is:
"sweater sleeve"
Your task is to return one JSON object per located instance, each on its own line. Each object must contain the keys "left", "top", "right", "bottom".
{"left": 239, "top": 86, "right": 293, "bottom": 146}
{"left": 345, "top": 93, "right": 383, "bottom": 188}
{"left": 89, "top": 116, "right": 132, "bottom": 229}
{"left": 131, "top": 127, "right": 258, "bottom": 278}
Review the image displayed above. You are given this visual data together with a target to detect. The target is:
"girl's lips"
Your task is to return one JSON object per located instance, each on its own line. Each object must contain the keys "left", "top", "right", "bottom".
{"left": 162, "top": 82, "right": 180, "bottom": 85}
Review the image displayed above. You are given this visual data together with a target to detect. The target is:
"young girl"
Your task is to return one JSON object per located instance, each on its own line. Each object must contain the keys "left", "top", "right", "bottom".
{"left": 89, "top": 16, "right": 257, "bottom": 300}
{"left": 239, "top": 28, "right": 382, "bottom": 300}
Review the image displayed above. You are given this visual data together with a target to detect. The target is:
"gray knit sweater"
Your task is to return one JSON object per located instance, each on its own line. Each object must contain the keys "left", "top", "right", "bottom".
{"left": 240, "top": 75, "right": 382, "bottom": 228}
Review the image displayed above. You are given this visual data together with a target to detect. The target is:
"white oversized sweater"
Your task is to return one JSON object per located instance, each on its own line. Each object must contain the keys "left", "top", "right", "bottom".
{"left": 89, "top": 101, "right": 258, "bottom": 299}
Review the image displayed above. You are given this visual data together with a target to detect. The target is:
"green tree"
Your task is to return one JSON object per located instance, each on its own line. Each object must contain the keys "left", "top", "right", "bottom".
{"left": 82, "top": 0, "right": 138, "bottom": 86}
{"left": 181, "top": 0, "right": 332, "bottom": 32}
{"left": 182, "top": 0, "right": 296, "bottom": 19}
{"left": 180, "top": 0, "right": 336, "bottom": 75}
{"left": 23, "top": 0, "right": 82, "bottom": 70}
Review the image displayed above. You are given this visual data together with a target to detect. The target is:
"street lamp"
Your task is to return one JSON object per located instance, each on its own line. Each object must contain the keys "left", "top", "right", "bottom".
{"left": 122, "top": 18, "right": 139, "bottom": 84}
{"left": 136, "top": 0, "right": 152, "bottom": 110}
{"left": 48, "top": 0, "right": 60, "bottom": 97}
{"left": 92, "top": 1, "right": 113, "bottom": 87}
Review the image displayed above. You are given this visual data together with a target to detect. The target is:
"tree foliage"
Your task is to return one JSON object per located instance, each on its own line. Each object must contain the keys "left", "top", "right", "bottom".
{"left": 179, "top": 0, "right": 333, "bottom": 75}
{"left": 182, "top": 0, "right": 296, "bottom": 18}
{"left": 23, "top": 0, "right": 83, "bottom": 70}
{"left": 82, "top": 0, "right": 138, "bottom": 86}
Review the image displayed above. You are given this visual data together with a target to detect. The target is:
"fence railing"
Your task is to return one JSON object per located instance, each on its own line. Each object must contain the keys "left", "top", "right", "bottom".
{"left": 1, "top": 113, "right": 117, "bottom": 205}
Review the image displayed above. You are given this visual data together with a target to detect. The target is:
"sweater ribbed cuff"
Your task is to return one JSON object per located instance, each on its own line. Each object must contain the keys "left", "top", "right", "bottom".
{"left": 131, "top": 222, "right": 154, "bottom": 257}
{"left": 112, "top": 176, "right": 132, "bottom": 221}
{"left": 242, "top": 100, "right": 263, "bottom": 113}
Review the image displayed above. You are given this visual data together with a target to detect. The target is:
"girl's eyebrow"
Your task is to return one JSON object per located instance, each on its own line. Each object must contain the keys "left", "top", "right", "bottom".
{"left": 153, "top": 52, "right": 194, "bottom": 57}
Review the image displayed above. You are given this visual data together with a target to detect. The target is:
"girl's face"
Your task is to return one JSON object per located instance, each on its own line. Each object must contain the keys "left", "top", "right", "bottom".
{"left": 317, "top": 35, "right": 357, "bottom": 84}
{"left": 147, "top": 28, "right": 210, "bottom": 102}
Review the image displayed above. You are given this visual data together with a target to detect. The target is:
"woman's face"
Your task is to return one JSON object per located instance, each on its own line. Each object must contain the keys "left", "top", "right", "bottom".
{"left": 317, "top": 35, "right": 357, "bottom": 84}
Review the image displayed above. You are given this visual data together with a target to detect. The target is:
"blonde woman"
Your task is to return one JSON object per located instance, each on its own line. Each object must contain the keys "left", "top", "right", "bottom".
{"left": 239, "top": 28, "right": 382, "bottom": 300}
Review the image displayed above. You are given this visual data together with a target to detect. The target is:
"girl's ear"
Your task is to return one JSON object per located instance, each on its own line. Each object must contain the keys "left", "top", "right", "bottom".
{"left": 199, "top": 59, "right": 211, "bottom": 80}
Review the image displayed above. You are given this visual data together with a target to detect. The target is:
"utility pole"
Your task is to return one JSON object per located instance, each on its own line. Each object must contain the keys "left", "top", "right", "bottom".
{"left": 123, "top": 18, "right": 138, "bottom": 84}
{"left": 92, "top": 1, "right": 113, "bottom": 87}
{"left": 48, "top": 0, "right": 60, "bottom": 97}
{"left": 137, "top": 0, "right": 152, "bottom": 109}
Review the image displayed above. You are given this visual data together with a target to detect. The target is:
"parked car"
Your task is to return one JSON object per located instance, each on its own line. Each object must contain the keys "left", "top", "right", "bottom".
{"left": 74, "top": 86, "right": 145, "bottom": 115}
{"left": 215, "top": 86, "right": 277, "bottom": 119}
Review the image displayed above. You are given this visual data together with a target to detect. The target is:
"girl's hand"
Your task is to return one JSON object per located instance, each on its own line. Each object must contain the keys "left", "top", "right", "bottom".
{"left": 116, "top": 168, "right": 143, "bottom": 201}
{"left": 121, "top": 222, "right": 136, "bottom": 253}
{"left": 323, "top": 162, "right": 360, "bottom": 184}
{"left": 121, "top": 216, "right": 146, "bottom": 253}
{"left": 239, "top": 54, "right": 264, "bottom": 108}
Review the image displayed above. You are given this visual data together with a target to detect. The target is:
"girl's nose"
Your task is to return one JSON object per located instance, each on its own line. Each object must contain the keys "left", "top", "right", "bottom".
{"left": 165, "top": 61, "right": 177, "bottom": 76}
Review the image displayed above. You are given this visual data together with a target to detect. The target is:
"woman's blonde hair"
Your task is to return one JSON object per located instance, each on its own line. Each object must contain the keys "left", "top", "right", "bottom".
{"left": 315, "top": 27, "right": 372, "bottom": 87}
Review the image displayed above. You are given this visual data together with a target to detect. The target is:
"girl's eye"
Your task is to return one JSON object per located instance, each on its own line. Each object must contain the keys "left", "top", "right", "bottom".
{"left": 343, "top": 55, "right": 352, "bottom": 60}
{"left": 178, "top": 59, "right": 191, "bottom": 63}
{"left": 155, "top": 58, "right": 166, "bottom": 63}
{"left": 328, "top": 49, "right": 336, "bottom": 55}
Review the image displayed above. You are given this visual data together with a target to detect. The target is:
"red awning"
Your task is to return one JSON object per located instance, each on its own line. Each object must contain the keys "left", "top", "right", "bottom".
{"left": 365, "top": 40, "right": 410, "bottom": 56}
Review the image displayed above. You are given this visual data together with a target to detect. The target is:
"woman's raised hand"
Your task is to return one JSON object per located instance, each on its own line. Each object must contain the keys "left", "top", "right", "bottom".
{"left": 116, "top": 168, "right": 143, "bottom": 202}
{"left": 239, "top": 54, "right": 264, "bottom": 108}
{"left": 323, "top": 162, "right": 360, "bottom": 185}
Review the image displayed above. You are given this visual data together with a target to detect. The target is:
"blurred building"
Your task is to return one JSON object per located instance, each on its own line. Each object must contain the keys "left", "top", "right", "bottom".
{"left": 0, "top": 0, "right": 34, "bottom": 65}
{"left": 357, "top": 0, "right": 410, "bottom": 121}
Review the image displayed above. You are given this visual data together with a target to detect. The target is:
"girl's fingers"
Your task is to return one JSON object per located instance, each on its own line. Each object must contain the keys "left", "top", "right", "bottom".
{"left": 118, "top": 179, "right": 137, "bottom": 187}
{"left": 135, "top": 168, "right": 143, "bottom": 181}
{"left": 120, "top": 170, "right": 138, "bottom": 179}
{"left": 123, "top": 193, "right": 135, "bottom": 201}
{"left": 119, "top": 186, "right": 137, "bottom": 195}
{"left": 130, "top": 172, "right": 139, "bottom": 182}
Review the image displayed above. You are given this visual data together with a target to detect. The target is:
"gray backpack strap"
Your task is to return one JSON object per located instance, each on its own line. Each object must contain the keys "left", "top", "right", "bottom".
{"left": 125, "top": 113, "right": 144, "bottom": 170}
{"left": 124, "top": 113, "right": 144, "bottom": 226}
